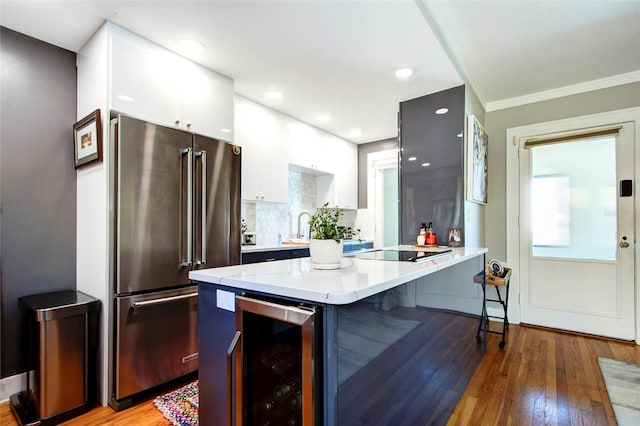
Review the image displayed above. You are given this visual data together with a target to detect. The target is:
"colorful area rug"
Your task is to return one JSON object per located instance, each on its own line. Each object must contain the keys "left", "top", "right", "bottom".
{"left": 598, "top": 357, "right": 640, "bottom": 426}
{"left": 153, "top": 380, "right": 199, "bottom": 426}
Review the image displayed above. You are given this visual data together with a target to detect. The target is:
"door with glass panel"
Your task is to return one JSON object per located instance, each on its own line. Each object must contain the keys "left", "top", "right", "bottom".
{"left": 519, "top": 123, "right": 635, "bottom": 340}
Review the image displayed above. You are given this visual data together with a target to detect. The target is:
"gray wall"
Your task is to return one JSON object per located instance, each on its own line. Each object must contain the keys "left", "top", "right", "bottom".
{"left": 1, "top": 27, "right": 77, "bottom": 377}
{"left": 484, "top": 82, "right": 640, "bottom": 260}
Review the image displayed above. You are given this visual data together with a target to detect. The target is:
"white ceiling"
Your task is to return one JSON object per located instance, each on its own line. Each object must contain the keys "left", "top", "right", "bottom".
{"left": 2, "top": 1, "right": 639, "bottom": 144}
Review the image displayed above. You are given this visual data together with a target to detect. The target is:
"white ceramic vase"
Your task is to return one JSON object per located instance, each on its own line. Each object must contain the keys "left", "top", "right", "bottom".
{"left": 309, "top": 239, "right": 343, "bottom": 269}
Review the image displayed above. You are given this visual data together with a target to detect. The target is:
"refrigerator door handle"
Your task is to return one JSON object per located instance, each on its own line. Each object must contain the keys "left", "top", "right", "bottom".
{"left": 226, "top": 330, "right": 241, "bottom": 426}
{"left": 199, "top": 150, "right": 207, "bottom": 265}
{"left": 181, "top": 147, "right": 193, "bottom": 267}
{"left": 129, "top": 292, "right": 198, "bottom": 308}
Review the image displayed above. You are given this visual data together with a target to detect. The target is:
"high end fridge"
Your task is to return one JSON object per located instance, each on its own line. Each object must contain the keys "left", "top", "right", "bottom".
{"left": 109, "top": 113, "right": 241, "bottom": 409}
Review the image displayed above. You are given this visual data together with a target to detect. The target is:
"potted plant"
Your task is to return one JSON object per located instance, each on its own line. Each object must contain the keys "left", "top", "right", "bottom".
{"left": 308, "top": 203, "right": 343, "bottom": 269}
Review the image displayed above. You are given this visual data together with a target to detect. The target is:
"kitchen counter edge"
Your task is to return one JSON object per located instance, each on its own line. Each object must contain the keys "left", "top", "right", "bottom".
{"left": 190, "top": 246, "right": 487, "bottom": 305}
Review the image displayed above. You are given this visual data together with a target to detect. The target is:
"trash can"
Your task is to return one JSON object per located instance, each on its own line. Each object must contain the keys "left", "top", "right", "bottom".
{"left": 10, "top": 290, "right": 100, "bottom": 426}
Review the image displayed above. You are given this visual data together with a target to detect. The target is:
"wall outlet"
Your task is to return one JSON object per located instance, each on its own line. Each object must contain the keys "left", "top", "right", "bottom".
{"left": 216, "top": 289, "right": 235, "bottom": 312}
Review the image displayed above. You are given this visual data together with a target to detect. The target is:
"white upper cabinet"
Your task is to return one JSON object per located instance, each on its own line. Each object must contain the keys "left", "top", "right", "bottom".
{"left": 178, "top": 64, "right": 234, "bottom": 140}
{"left": 332, "top": 138, "right": 358, "bottom": 209}
{"left": 315, "top": 137, "right": 358, "bottom": 209}
{"left": 286, "top": 123, "right": 335, "bottom": 174}
{"left": 235, "top": 98, "right": 288, "bottom": 203}
{"left": 109, "top": 28, "right": 233, "bottom": 141}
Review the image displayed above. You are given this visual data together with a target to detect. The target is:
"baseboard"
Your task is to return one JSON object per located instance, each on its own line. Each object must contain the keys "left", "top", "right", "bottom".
{"left": 0, "top": 372, "right": 27, "bottom": 403}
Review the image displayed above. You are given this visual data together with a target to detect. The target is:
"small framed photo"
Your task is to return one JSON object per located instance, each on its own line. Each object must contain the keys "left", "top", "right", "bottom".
{"left": 73, "top": 109, "right": 102, "bottom": 169}
{"left": 447, "top": 227, "right": 463, "bottom": 247}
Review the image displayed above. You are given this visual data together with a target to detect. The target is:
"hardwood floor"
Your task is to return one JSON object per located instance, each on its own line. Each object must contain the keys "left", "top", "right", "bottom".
{"left": 447, "top": 324, "right": 640, "bottom": 425}
{"left": 2, "top": 323, "right": 639, "bottom": 425}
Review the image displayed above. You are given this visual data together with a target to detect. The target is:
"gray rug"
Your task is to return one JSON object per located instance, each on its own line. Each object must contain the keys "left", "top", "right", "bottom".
{"left": 337, "top": 307, "right": 419, "bottom": 385}
{"left": 598, "top": 357, "right": 640, "bottom": 426}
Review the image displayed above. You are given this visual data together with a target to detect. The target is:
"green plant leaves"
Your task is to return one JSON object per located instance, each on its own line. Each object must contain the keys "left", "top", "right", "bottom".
{"left": 309, "top": 202, "right": 343, "bottom": 242}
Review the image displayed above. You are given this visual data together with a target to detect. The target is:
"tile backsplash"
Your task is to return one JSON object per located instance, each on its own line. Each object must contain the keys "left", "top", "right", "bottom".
{"left": 241, "top": 170, "right": 359, "bottom": 245}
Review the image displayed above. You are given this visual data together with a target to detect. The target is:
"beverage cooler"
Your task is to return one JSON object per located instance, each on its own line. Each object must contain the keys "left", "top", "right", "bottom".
{"left": 198, "top": 284, "right": 323, "bottom": 425}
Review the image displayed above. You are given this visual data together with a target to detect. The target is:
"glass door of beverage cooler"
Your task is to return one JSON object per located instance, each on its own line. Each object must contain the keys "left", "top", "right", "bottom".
{"left": 232, "top": 296, "right": 319, "bottom": 426}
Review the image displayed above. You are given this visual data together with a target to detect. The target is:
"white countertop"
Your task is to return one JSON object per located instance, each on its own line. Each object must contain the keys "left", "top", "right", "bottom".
{"left": 191, "top": 246, "right": 487, "bottom": 305}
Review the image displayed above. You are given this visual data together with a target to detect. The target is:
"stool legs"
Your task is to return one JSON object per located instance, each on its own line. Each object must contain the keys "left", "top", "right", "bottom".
{"left": 476, "top": 280, "right": 510, "bottom": 350}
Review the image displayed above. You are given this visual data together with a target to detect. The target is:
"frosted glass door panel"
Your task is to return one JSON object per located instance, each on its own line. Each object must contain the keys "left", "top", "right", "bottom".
{"left": 530, "top": 137, "right": 616, "bottom": 261}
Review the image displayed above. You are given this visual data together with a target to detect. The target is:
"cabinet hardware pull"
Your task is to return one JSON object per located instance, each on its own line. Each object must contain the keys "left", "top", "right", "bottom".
{"left": 182, "top": 352, "right": 199, "bottom": 363}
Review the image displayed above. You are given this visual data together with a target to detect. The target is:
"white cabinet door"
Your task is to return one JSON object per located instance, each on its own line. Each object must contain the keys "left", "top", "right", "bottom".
{"left": 110, "top": 31, "right": 233, "bottom": 140}
{"left": 333, "top": 139, "right": 358, "bottom": 209}
{"left": 110, "top": 35, "right": 181, "bottom": 125}
{"left": 286, "top": 124, "right": 334, "bottom": 174}
{"left": 180, "top": 64, "right": 234, "bottom": 141}
{"left": 315, "top": 138, "right": 357, "bottom": 209}
{"left": 235, "top": 101, "right": 288, "bottom": 203}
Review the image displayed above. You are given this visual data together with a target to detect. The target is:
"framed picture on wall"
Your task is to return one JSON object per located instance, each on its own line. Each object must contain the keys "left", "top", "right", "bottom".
{"left": 466, "top": 114, "right": 488, "bottom": 204}
{"left": 73, "top": 109, "right": 102, "bottom": 169}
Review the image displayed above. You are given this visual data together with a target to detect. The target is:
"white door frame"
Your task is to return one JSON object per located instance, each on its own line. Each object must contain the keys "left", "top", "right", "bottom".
{"left": 366, "top": 149, "right": 399, "bottom": 248}
{"left": 505, "top": 107, "right": 640, "bottom": 342}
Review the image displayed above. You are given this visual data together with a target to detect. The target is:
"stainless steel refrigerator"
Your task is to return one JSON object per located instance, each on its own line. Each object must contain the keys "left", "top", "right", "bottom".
{"left": 109, "top": 113, "right": 241, "bottom": 409}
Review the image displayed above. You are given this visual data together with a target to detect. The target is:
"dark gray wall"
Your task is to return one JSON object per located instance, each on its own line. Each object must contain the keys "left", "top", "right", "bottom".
{"left": 1, "top": 27, "right": 77, "bottom": 378}
{"left": 399, "top": 85, "right": 465, "bottom": 246}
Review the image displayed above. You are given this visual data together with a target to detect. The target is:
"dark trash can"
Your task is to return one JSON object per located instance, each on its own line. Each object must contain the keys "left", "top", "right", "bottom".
{"left": 10, "top": 290, "right": 100, "bottom": 426}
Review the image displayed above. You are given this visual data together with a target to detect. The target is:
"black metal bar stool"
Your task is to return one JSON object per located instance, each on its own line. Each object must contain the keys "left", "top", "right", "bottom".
{"left": 474, "top": 267, "right": 511, "bottom": 350}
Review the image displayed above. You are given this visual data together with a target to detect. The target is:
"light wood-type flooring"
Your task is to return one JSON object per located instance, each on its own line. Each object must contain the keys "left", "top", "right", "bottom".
{"left": 2, "top": 323, "right": 639, "bottom": 425}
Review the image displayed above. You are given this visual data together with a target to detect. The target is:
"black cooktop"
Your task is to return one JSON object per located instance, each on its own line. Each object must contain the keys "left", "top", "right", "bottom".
{"left": 353, "top": 249, "right": 452, "bottom": 263}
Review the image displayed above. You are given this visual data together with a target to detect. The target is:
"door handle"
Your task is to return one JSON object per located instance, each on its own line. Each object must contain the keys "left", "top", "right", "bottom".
{"left": 200, "top": 150, "right": 207, "bottom": 265}
{"left": 227, "top": 330, "right": 241, "bottom": 426}
{"left": 181, "top": 148, "right": 193, "bottom": 267}
{"left": 130, "top": 292, "right": 198, "bottom": 308}
{"left": 620, "top": 236, "right": 630, "bottom": 248}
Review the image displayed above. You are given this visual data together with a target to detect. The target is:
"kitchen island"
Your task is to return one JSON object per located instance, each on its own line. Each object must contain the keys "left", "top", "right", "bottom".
{"left": 192, "top": 246, "right": 487, "bottom": 425}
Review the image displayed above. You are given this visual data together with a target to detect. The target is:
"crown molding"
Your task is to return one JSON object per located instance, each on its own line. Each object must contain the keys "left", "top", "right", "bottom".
{"left": 485, "top": 70, "right": 640, "bottom": 112}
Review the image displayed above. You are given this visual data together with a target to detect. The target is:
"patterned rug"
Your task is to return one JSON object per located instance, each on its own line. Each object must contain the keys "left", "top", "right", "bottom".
{"left": 153, "top": 380, "right": 199, "bottom": 426}
{"left": 598, "top": 357, "right": 640, "bottom": 426}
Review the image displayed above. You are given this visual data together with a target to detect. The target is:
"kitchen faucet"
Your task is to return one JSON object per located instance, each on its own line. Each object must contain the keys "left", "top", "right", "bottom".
{"left": 297, "top": 211, "right": 312, "bottom": 239}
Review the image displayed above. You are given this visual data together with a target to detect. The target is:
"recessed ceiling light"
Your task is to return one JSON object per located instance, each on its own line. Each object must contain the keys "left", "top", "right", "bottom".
{"left": 117, "top": 94, "right": 133, "bottom": 102}
{"left": 350, "top": 128, "right": 363, "bottom": 137}
{"left": 220, "top": 128, "right": 231, "bottom": 133}
{"left": 179, "top": 38, "right": 206, "bottom": 54}
{"left": 394, "top": 68, "right": 414, "bottom": 79}
{"left": 422, "top": 162, "right": 431, "bottom": 167}
{"left": 408, "top": 156, "right": 417, "bottom": 161}
{"left": 265, "top": 90, "right": 284, "bottom": 100}
{"left": 435, "top": 108, "right": 449, "bottom": 115}
{"left": 316, "top": 114, "right": 331, "bottom": 122}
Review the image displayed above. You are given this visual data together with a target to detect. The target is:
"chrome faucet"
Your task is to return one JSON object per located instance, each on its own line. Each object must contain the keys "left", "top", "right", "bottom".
{"left": 297, "top": 211, "right": 312, "bottom": 239}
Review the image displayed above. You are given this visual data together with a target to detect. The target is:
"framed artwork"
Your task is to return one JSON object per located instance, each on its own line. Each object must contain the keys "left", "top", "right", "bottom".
{"left": 73, "top": 109, "right": 102, "bottom": 169}
{"left": 447, "top": 227, "right": 463, "bottom": 247}
{"left": 466, "top": 114, "right": 488, "bottom": 204}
